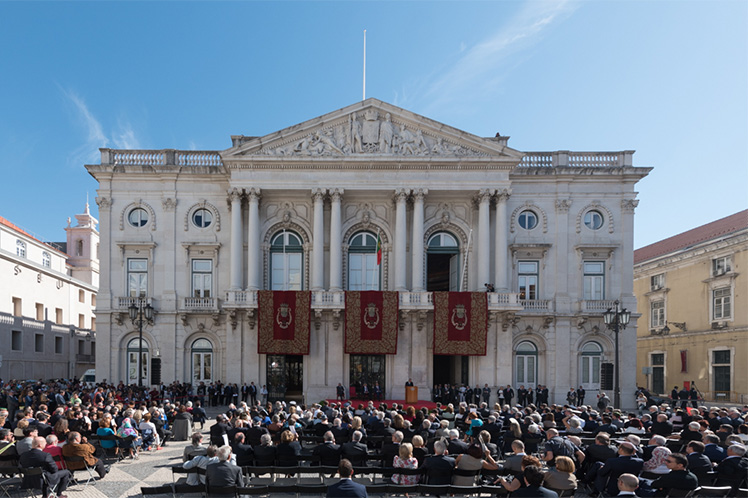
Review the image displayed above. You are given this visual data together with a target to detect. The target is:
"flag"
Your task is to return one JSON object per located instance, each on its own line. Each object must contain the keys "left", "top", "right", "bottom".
{"left": 376, "top": 230, "right": 382, "bottom": 265}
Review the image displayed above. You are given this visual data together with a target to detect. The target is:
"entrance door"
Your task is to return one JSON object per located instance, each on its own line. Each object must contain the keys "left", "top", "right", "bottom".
{"left": 427, "top": 232, "right": 460, "bottom": 291}
{"left": 266, "top": 355, "right": 304, "bottom": 402}
{"left": 350, "top": 355, "right": 386, "bottom": 399}
{"left": 433, "top": 355, "right": 469, "bottom": 386}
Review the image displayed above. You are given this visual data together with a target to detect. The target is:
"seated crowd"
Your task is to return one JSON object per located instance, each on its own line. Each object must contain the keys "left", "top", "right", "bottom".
{"left": 173, "top": 397, "right": 748, "bottom": 497}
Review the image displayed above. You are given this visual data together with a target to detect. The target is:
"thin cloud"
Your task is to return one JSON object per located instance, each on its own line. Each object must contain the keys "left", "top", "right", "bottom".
{"left": 415, "top": 1, "right": 580, "bottom": 116}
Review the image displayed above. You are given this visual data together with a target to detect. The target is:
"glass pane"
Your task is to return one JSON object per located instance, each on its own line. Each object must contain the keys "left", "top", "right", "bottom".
{"left": 714, "top": 366, "right": 730, "bottom": 391}
{"left": 129, "top": 259, "right": 147, "bottom": 271}
{"left": 651, "top": 353, "right": 664, "bottom": 366}
{"left": 518, "top": 262, "right": 538, "bottom": 273}
{"left": 517, "top": 341, "right": 536, "bottom": 352}
{"left": 584, "top": 262, "right": 604, "bottom": 274}
{"left": 582, "top": 357, "right": 590, "bottom": 384}
{"left": 528, "top": 356, "right": 535, "bottom": 384}
{"left": 193, "top": 353, "right": 201, "bottom": 382}
{"left": 713, "top": 350, "right": 730, "bottom": 364}
{"left": 203, "top": 275, "right": 212, "bottom": 297}
{"left": 516, "top": 356, "right": 525, "bottom": 383}
{"left": 129, "top": 352, "right": 138, "bottom": 382}
{"left": 272, "top": 253, "right": 285, "bottom": 290}
{"left": 203, "top": 353, "right": 212, "bottom": 381}
{"left": 350, "top": 255, "right": 362, "bottom": 270}
{"left": 193, "top": 260, "right": 212, "bottom": 272}
{"left": 592, "top": 357, "right": 600, "bottom": 383}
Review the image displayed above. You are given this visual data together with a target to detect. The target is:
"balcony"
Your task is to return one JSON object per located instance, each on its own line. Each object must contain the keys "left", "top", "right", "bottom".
{"left": 116, "top": 296, "right": 154, "bottom": 309}
{"left": 76, "top": 354, "right": 95, "bottom": 363}
{"left": 181, "top": 297, "right": 218, "bottom": 312}
{"left": 579, "top": 300, "right": 618, "bottom": 313}
{"left": 520, "top": 299, "right": 553, "bottom": 312}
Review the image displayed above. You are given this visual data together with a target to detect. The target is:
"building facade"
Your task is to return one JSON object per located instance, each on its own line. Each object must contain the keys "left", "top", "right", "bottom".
{"left": 88, "top": 99, "right": 650, "bottom": 405}
{"left": 634, "top": 210, "right": 748, "bottom": 404}
{"left": 0, "top": 205, "right": 99, "bottom": 380}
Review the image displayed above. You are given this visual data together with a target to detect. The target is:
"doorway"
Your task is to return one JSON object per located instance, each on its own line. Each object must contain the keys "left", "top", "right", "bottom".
{"left": 433, "top": 355, "right": 469, "bottom": 386}
{"left": 266, "top": 355, "right": 304, "bottom": 402}
{"left": 427, "top": 232, "right": 460, "bottom": 291}
{"left": 349, "top": 355, "right": 386, "bottom": 399}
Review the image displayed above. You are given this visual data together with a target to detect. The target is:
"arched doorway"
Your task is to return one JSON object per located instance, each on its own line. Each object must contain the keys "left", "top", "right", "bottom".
{"left": 126, "top": 337, "right": 149, "bottom": 385}
{"left": 191, "top": 338, "right": 213, "bottom": 384}
{"left": 579, "top": 341, "right": 602, "bottom": 395}
{"left": 515, "top": 341, "right": 537, "bottom": 389}
{"left": 426, "top": 232, "right": 459, "bottom": 291}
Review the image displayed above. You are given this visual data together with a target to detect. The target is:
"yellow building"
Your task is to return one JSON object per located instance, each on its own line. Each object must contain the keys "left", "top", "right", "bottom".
{"left": 634, "top": 210, "right": 748, "bottom": 404}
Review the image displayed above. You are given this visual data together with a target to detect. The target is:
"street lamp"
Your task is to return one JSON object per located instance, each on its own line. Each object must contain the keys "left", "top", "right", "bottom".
{"left": 128, "top": 299, "right": 154, "bottom": 387}
{"left": 603, "top": 300, "right": 631, "bottom": 409}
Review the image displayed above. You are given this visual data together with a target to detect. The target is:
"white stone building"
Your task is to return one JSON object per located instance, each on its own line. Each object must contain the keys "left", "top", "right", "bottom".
{"left": 0, "top": 206, "right": 99, "bottom": 380}
{"left": 88, "top": 99, "right": 650, "bottom": 405}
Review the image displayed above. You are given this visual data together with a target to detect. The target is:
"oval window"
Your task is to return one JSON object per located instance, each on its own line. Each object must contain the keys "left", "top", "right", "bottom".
{"left": 518, "top": 210, "right": 538, "bottom": 230}
{"left": 128, "top": 208, "right": 149, "bottom": 227}
{"left": 192, "top": 208, "right": 213, "bottom": 228}
{"left": 584, "top": 210, "right": 604, "bottom": 230}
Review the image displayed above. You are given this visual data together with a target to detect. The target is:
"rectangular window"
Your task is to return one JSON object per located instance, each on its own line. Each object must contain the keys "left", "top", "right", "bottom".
{"left": 650, "top": 274, "right": 665, "bottom": 291}
{"left": 650, "top": 300, "right": 665, "bottom": 328}
{"left": 271, "top": 253, "right": 302, "bottom": 291}
{"left": 42, "top": 252, "right": 51, "bottom": 268}
{"left": 651, "top": 353, "right": 665, "bottom": 394}
{"left": 348, "top": 254, "right": 380, "bottom": 291}
{"left": 78, "top": 340, "right": 85, "bottom": 355}
{"left": 127, "top": 259, "right": 148, "bottom": 297}
{"left": 713, "top": 287, "right": 732, "bottom": 320}
{"left": 583, "top": 261, "right": 605, "bottom": 300}
{"left": 518, "top": 261, "right": 539, "bottom": 300}
{"left": 191, "top": 259, "right": 213, "bottom": 298}
{"left": 11, "top": 330, "right": 22, "bottom": 352}
{"left": 35, "top": 334, "right": 44, "bottom": 353}
{"left": 35, "top": 303, "right": 44, "bottom": 321}
{"left": 55, "top": 336, "right": 63, "bottom": 354}
{"left": 713, "top": 350, "right": 731, "bottom": 394}
{"left": 78, "top": 314, "right": 85, "bottom": 329}
{"left": 91, "top": 294, "right": 96, "bottom": 307}
{"left": 91, "top": 341, "right": 95, "bottom": 360}
{"left": 90, "top": 317, "right": 96, "bottom": 331}
{"left": 712, "top": 256, "right": 732, "bottom": 276}
{"left": 79, "top": 290, "right": 85, "bottom": 303}
{"left": 12, "top": 297, "right": 22, "bottom": 317}
{"left": 55, "top": 308, "right": 63, "bottom": 325}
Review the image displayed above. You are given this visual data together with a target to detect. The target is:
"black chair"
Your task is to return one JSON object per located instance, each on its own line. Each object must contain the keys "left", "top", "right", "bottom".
{"left": 206, "top": 484, "right": 237, "bottom": 497}
{"left": 698, "top": 486, "right": 733, "bottom": 497}
{"left": 173, "top": 482, "right": 206, "bottom": 497}
{"left": 0, "top": 466, "right": 20, "bottom": 498}
{"left": 19, "top": 466, "right": 58, "bottom": 498}
{"left": 96, "top": 434, "right": 122, "bottom": 460}
{"left": 236, "top": 485, "right": 270, "bottom": 495}
{"left": 171, "top": 465, "right": 200, "bottom": 484}
{"left": 296, "top": 483, "right": 327, "bottom": 495}
{"left": 141, "top": 485, "right": 173, "bottom": 496}
{"left": 665, "top": 487, "right": 701, "bottom": 498}
{"left": 365, "top": 482, "right": 388, "bottom": 495}
{"left": 419, "top": 483, "right": 451, "bottom": 495}
{"left": 62, "top": 455, "right": 97, "bottom": 489}
{"left": 735, "top": 489, "right": 748, "bottom": 498}
{"left": 267, "top": 483, "right": 297, "bottom": 494}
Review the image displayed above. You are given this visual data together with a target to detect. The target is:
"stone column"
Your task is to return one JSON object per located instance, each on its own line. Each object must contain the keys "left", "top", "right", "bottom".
{"left": 228, "top": 188, "right": 243, "bottom": 290}
{"left": 394, "top": 188, "right": 410, "bottom": 291}
{"left": 477, "top": 189, "right": 494, "bottom": 289}
{"left": 411, "top": 188, "right": 427, "bottom": 292}
{"left": 329, "top": 188, "right": 344, "bottom": 291}
{"left": 246, "top": 188, "right": 261, "bottom": 290}
{"left": 494, "top": 189, "right": 511, "bottom": 291}
{"left": 312, "top": 188, "right": 326, "bottom": 291}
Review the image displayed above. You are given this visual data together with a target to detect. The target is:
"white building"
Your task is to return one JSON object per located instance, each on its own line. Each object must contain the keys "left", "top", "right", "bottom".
{"left": 0, "top": 205, "right": 99, "bottom": 380}
{"left": 88, "top": 99, "right": 650, "bottom": 405}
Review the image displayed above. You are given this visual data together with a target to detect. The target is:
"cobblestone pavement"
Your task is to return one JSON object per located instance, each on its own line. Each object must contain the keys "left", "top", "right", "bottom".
{"left": 56, "top": 407, "right": 598, "bottom": 498}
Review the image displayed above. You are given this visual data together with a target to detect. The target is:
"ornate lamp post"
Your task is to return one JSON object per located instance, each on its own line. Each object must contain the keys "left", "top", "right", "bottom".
{"left": 128, "top": 300, "right": 154, "bottom": 387}
{"left": 603, "top": 300, "right": 631, "bottom": 409}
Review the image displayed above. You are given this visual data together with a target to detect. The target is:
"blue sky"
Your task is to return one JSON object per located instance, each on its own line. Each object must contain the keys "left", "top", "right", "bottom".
{"left": 1, "top": 1, "right": 746, "bottom": 248}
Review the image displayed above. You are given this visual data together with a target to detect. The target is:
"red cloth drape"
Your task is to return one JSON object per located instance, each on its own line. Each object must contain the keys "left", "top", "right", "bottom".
{"left": 258, "top": 290, "right": 311, "bottom": 355}
{"left": 345, "top": 291, "right": 399, "bottom": 354}
{"left": 433, "top": 292, "right": 488, "bottom": 356}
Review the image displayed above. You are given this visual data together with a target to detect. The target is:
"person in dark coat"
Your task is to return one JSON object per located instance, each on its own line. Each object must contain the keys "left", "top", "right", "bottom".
{"left": 327, "top": 459, "right": 368, "bottom": 498}
{"left": 447, "top": 429, "right": 468, "bottom": 456}
{"left": 593, "top": 442, "right": 644, "bottom": 496}
{"left": 18, "top": 436, "right": 71, "bottom": 497}
{"left": 205, "top": 445, "right": 244, "bottom": 487}
{"left": 209, "top": 414, "right": 230, "bottom": 447}
{"left": 703, "top": 434, "right": 727, "bottom": 463}
{"left": 340, "top": 430, "right": 368, "bottom": 467}
{"left": 312, "top": 431, "right": 342, "bottom": 467}
{"left": 421, "top": 439, "right": 456, "bottom": 485}
{"left": 714, "top": 443, "right": 748, "bottom": 491}
{"left": 230, "top": 433, "right": 254, "bottom": 467}
{"left": 510, "top": 465, "right": 559, "bottom": 497}
{"left": 685, "top": 441, "right": 713, "bottom": 474}
{"left": 503, "top": 386, "right": 514, "bottom": 407}
{"left": 649, "top": 452, "right": 698, "bottom": 497}
{"left": 253, "top": 434, "right": 277, "bottom": 466}
{"left": 381, "top": 431, "right": 403, "bottom": 467}
{"left": 276, "top": 430, "right": 302, "bottom": 467}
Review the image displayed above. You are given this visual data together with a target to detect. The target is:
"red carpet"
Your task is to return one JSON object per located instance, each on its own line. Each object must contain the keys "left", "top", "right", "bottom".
{"left": 325, "top": 399, "right": 438, "bottom": 410}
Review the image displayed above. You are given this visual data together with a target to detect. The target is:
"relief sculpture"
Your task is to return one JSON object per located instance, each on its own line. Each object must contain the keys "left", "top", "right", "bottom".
{"left": 259, "top": 110, "right": 484, "bottom": 157}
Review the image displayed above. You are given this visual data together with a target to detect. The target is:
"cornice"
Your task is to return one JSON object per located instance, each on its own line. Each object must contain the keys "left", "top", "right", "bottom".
{"left": 637, "top": 325, "right": 748, "bottom": 341}
{"left": 1, "top": 249, "right": 98, "bottom": 292}
{"left": 634, "top": 231, "right": 748, "bottom": 274}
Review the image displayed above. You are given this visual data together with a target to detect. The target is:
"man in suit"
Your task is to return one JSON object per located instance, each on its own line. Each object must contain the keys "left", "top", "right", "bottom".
{"left": 577, "top": 386, "right": 586, "bottom": 406}
{"left": 327, "top": 459, "right": 368, "bottom": 497}
{"left": 340, "top": 430, "right": 368, "bottom": 467}
{"left": 210, "top": 414, "right": 231, "bottom": 447}
{"left": 18, "top": 436, "right": 71, "bottom": 498}
{"left": 246, "top": 418, "right": 269, "bottom": 447}
{"left": 421, "top": 439, "right": 455, "bottom": 485}
{"left": 253, "top": 434, "right": 277, "bottom": 466}
{"left": 61, "top": 431, "right": 107, "bottom": 479}
{"left": 230, "top": 433, "right": 254, "bottom": 467}
{"left": 585, "top": 433, "right": 618, "bottom": 466}
{"left": 616, "top": 473, "right": 640, "bottom": 497}
{"left": 313, "top": 431, "right": 342, "bottom": 467}
{"left": 446, "top": 429, "right": 468, "bottom": 456}
{"left": 649, "top": 452, "right": 698, "bottom": 496}
{"left": 649, "top": 413, "right": 674, "bottom": 437}
{"left": 714, "top": 443, "right": 748, "bottom": 491}
{"left": 205, "top": 445, "right": 244, "bottom": 488}
{"left": 594, "top": 442, "right": 644, "bottom": 496}
{"left": 382, "top": 431, "right": 403, "bottom": 467}
{"left": 34, "top": 413, "right": 53, "bottom": 438}
{"left": 685, "top": 441, "right": 713, "bottom": 474}
{"left": 511, "top": 465, "right": 558, "bottom": 497}
{"left": 405, "top": 379, "right": 414, "bottom": 387}
{"left": 502, "top": 440, "right": 527, "bottom": 472}
{"left": 482, "top": 384, "right": 491, "bottom": 405}
{"left": 503, "top": 386, "right": 514, "bottom": 407}
{"left": 336, "top": 383, "right": 346, "bottom": 402}
{"left": 249, "top": 382, "right": 258, "bottom": 405}
{"left": 593, "top": 415, "right": 619, "bottom": 436}
{"left": 703, "top": 434, "right": 727, "bottom": 463}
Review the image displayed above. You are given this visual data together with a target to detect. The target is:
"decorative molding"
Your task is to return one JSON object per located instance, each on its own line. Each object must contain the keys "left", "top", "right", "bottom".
{"left": 329, "top": 188, "right": 344, "bottom": 202}
{"left": 120, "top": 200, "right": 156, "bottom": 231}
{"left": 227, "top": 188, "right": 242, "bottom": 206}
{"left": 311, "top": 188, "right": 327, "bottom": 202}
{"left": 495, "top": 188, "right": 512, "bottom": 203}
{"left": 576, "top": 200, "right": 614, "bottom": 234}
{"left": 510, "top": 201, "right": 548, "bottom": 233}
{"left": 423, "top": 219, "right": 471, "bottom": 291}
{"left": 245, "top": 187, "right": 262, "bottom": 201}
{"left": 393, "top": 188, "right": 411, "bottom": 204}
{"left": 184, "top": 199, "right": 221, "bottom": 232}
{"left": 555, "top": 198, "right": 572, "bottom": 213}
{"left": 162, "top": 197, "right": 177, "bottom": 211}
{"left": 95, "top": 196, "right": 112, "bottom": 210}
{"left": 621, "top": 198, "right": 639, "bottom": 213}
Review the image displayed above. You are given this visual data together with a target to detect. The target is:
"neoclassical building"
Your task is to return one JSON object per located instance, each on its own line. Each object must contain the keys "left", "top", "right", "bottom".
{"left": 88, "top": 99, "right": 650, "bottom": 405}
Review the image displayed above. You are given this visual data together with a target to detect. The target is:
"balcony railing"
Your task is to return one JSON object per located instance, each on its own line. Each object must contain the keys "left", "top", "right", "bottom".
{"left": 76, "top": 354, "right": 95, "bottom": 363}
{"left": 519, "top": 299, "right": 553, "bottom": 311}
{"left": 225, "top": 290, "right": 258, "bottom": 307}
{"left": 518, "top": 151, "right": 634, "bottom": 168}
{"left": 311, "top": 291, "right": 344, "bottom": 308}
{"left": 181, "top": 297, "right": 218, "bottom": 311}
{"left": 580, "top": 300, "right": 618, "bottom": 313}
{"left": 116, "top": 296, "right": 154, "bottom": 309}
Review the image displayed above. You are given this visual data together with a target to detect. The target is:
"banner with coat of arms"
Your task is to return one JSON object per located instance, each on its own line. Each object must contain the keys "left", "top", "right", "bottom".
{"left": 433, "top": 292, "right": 488, "bottom": 355}
{"left": 345, "top": 291, "right": 399, "bottom": 354}
{"left": 258, "top": 290, "right": 311, "bottom": 355}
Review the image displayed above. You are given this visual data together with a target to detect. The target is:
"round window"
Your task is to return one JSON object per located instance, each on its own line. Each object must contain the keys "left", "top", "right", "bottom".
{"left": 518, "top": 210, "right": 538, "bottom": 230}
{"left": 192, "top": 208, "right": 213, "bottom": 228}
{"left": 584, "top": 210, "right": 604, "bottom": 230}
{"left": 128, "top": 208, "right": 149, "bottom": 227}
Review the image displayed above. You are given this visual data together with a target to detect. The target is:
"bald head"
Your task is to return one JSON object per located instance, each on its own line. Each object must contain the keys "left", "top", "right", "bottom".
{"left": 31, "top": 436, "right": 46, "bottom": 450}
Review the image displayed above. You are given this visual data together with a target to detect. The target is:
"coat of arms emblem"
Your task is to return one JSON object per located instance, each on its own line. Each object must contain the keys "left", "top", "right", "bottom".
{"left": 451, "top": 304, "right": 468, "bottom": 330}
{"left": 276, "top": 302, "right": 293, "bottom": 329}
{"left": 363, "top": 302, "right": 380, "bottom": 329}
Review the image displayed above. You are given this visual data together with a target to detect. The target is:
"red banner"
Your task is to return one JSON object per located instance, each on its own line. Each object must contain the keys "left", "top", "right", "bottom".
{"left": 258, "top": 290, "right": 311, "bottom": 355}
{"left": 345, "top": 291, "right": 399, "bottom": 354}
{"left": 433, "top": 292, "right": 488, "bottom": 356}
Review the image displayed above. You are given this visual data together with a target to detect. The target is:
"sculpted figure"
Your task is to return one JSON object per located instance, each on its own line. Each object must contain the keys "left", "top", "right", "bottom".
{"left": 379, "top": 113, "right": 395, "bottom": 153}
{"left": 350, "top": 113, "right": 363, "bottom": 153}
{"left": 398, "top": 124, "right": 417, "bottom": 155}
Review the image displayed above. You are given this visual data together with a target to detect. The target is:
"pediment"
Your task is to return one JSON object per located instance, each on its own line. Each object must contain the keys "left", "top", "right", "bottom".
{"left": 223, "top": 98, "right": 523, "bottom": 162}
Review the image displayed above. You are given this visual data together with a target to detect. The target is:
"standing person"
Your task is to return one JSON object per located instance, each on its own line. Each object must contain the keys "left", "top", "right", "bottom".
{"left": 678, "top": 386, "right": 689, "bottom": 410}
{"left": 689, "top": 385, "right": 699, "bottom": 408}
{"left": 671, "top": 386, "right": 679, "bottom": 405}
{"left": 503, "top": 385, "right": 514, "bottom": 407}
{"left": 260, "top": 385, "right": 268, "bottom": 405}
{"left": 474, "top": 385, "right": 482, "bottom": 405}
{"left": 567, "top": 388, "right": 577, "bottom": 405}
{"left": 517, "top": 385, "right": 528, "bottom": 407}
{"left": 482, "top": 384, "right": 491, "bottom": 405}
{"left": 249, "top": 382, "right": 258, "bottom": 405}
{"left": 241, "top": 383, "right": 249, "bottom": 404}
{"left": 576, "top": 386, "right": 586, "bottom": 406}
{"left": 336, "top": 383, "right": 346, "bottom": 402}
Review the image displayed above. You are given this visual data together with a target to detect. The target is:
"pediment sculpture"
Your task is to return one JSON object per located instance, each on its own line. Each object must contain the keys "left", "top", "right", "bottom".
{"left": 258, "top": 110, "right": 485, "bottom": 157}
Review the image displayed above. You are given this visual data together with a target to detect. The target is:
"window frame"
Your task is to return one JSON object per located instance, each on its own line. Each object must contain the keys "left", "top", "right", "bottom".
{"left": 517, "top": 210, "right": 538, "bottom": 230}
{"left": 192, "top": 208, "right": 213, "bottom": 229}
{"left": 127, "top": 258, "right": 149, "bottom": 298}
{"left": 347, "top": 232, "right": 380, "bottom": 291}
{"left": 711, "top": 256, "right": 732, "bottom": 276}
{"left": 583, "top": 261, "right": 605, "bottom": 300}
{"left": 16, "top": 240, "right": 26, "bottom": 258}
{"left": 126, "top": 337, "right": 149, "bottom": 385}
{"left": 650, "top": 274, "right": 665, "bottom": 291}
{"left": 515, "top": 341, "right": 538, "bottom": 388}
{"left": 517, "top": 260, "right": 539, "bottom": 300}
{"left": 270, "top": 231, "right": 304, "bottom": 291}
{"left": 11, "top": 330, "right": 22, "bottom": 352}
{"left": 191, "top": 259, "right": 213, "bottom": 298}
{"left": 584, "top": 210, "right": 604, "bottom": 230}
{"left": 712, "top": 287, "right": 732, "bottom": 320}
{"left": 650, "top": 300, "right": 665, "bottom": 328}
{"left": 127, "top": 207, "right": 149, "bottom": 228}
{"left": 42, "top": 251, "right": 51, "bottom": 268}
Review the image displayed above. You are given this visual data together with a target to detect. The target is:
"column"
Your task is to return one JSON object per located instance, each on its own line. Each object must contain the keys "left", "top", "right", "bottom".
{"left": 477, "top": 189, "right": 493, "bottom": 289}
{"left": 312, "top": 188, "right": 326, "bottom": 291}
{"left": 246, "top": 188, "right": 261, "bottom": 290}
{"left": 494, "top": 189, "right": 511, "bottom": 291}
{"left": 329, "top": 188, "right": 344, "bottom": 291}
{"left": 411, "top": 189, "right": 427, "bottom": 291}
{"left": 394, "top": 188, "right": 410, "bottom": 291}
{"left": 228, "top": 189, "right": 243, "bottom": 290}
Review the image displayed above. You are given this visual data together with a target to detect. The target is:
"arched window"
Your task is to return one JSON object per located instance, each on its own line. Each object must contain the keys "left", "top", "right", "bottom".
{"left": 579, "top": 341, "right": 603, "bottom": 390}
{"left": 42, "top": 251, "right": 51, "bottom": 268}
{"left": 348, "top": 232, "right": 379, "bottom": 291}
{"left": 270, "top": 231, "right": 303, "bottom": 290}
{"left": 16, "top": 240, "right": 26, "bottom": 258}
{"left": 76, "top": 240, "right": 84, "bottom": 257}
{"left": 191, "top": 338, "right": 213, "bottom": 383}
{"left": 515, "top": 341, "right": 538, "bottom": 388}
{"left": 427, "top": 232, "right": 460, "bottom": 291}
{"left": 126, "top": 338, "right": 149, "bottom": 385}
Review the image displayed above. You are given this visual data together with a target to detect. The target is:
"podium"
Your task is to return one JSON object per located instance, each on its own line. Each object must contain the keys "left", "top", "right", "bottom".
{"left": 405, "top": 386, "right": 418, "bottom": 404}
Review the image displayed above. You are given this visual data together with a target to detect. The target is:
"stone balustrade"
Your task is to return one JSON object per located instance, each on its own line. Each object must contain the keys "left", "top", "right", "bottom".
{"left": 519, "top": 151, "right": 634, "bottom": 168}
{"left": 101, "top": 148, "right": 223, "bottom": 167}
{"left": 580, "top": 299, "right": 618, "bottom": 313}
{"left": 116, "top": 296, "right": 154, "bottom": 309}
{"left": 519, "top": 299, "right": 553, "bottom": 311}
{"left": 181, "top": 297, "right": 217, "bottom": 311}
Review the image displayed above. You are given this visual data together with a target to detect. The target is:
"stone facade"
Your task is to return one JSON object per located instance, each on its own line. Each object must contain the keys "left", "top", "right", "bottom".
{"left": 87, "top": 99, "right": 650, "bottom": 406}
{"left": 0, "top": 206, "right": 99, "bottom": 380}
{"left": 634, "top": 210, "right": 748, "bottom": 404}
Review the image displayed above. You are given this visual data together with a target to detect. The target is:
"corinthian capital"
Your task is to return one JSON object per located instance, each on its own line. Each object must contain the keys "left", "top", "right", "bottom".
{"left": 495, "top": 188, "right": 512, "bottom": 203}
{"left": 393, "top": 188, "right": 411, "bottom": 203}
{"left": 476, "top": 188, "right": 496, "bottom": 204}
{"left": 311, "top": 188, "right": 327, "bottom": 202}
{"left": 621, "top": 198, "right": 639, "bottom": 213}
{"left": 329, "top": 188, "right": 344, "bottom": 202}
{"left": 227, "top": 188, "right": 242, "bottom": 203}
{"left": 412, "top": 188, "right": 429, "bottom": 201}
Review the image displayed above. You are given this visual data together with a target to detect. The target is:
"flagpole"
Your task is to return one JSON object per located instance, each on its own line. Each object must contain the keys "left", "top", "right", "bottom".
{"left": 363, "top": 29, "right": 366, "bottom": 100}
{"left": 460, "top": 229, "right": 473, "bottom": 292}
